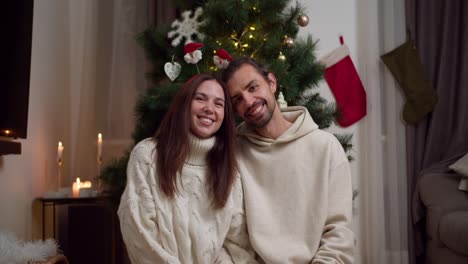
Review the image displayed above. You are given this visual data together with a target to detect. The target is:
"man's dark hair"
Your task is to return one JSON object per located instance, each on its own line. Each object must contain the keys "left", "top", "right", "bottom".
{"left": 222, "top": 57, "right": 270, "bottom": 83}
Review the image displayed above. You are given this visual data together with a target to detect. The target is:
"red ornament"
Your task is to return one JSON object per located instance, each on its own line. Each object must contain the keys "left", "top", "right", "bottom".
{"left": 184, "top": 42, "right": 204, "bottom": 54}
{"left": 216, "top": 49, "right": 233, "bottom": 61}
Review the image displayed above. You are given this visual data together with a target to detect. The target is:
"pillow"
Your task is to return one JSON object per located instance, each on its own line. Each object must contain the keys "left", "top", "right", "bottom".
{"left": 449, "top": 153, "right": 468, "bottom": 191}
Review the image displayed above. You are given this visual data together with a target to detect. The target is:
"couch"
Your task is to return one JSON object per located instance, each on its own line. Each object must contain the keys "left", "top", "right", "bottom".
{"left": 415, "top": 153, "right": 468, "bottom": 264}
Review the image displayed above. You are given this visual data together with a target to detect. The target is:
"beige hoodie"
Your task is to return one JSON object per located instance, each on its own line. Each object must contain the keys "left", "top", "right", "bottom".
{"left": 236, "top": 106, "right": 354, "bottom": 264}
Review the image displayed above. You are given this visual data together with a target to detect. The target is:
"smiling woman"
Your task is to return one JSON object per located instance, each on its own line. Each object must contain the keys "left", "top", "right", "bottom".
{"left": 117, "top": 73, "right": 257, "bottom": 264}
{"left": 190, "top": 79, "right": 226, "bottom": 139}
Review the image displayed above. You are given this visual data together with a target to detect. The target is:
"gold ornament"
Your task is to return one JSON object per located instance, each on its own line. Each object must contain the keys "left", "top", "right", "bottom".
{"left": 278, "top": 52, "right": 286, "bottom": 61}
{"left": 284, "top": 37, "right": 294, "bottom": 47}
{"left": 297, "top": 14, "right": 309, "bottom": 27}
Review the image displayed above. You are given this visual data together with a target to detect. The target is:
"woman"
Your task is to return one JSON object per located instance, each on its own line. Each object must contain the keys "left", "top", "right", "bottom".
{"left": 118, "top": 74, "right": 257, "bottom": 264}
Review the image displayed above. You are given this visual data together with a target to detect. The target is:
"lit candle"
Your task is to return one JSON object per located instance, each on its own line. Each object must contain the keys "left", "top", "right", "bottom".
{"left": 57, "top": 142, "right": 64, "bottom": 162}
{"left": 97, "top": 133, "right": 103, "bottom": 163}
{"left": 72, "top": 177, "right": 81, "bottom": 198}
{"left": 79, "top": 180, "right": 93, "bottom": 197}
{"left": 81, "top": 181, "right": 92, "bottom": 188}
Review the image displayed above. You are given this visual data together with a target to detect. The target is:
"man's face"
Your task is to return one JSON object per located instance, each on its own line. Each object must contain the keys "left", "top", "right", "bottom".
{"left": 226, "top": 64, "right": 277, "bottom": 129}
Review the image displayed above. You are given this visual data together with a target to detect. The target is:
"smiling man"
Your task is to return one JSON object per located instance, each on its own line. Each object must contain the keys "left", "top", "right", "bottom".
{"left": 222, "top": 57, "right": 355, "bottom": 264}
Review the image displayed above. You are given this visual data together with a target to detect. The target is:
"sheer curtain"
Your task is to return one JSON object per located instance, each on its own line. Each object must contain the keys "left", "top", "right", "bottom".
{"left": 68, "top": 0, "right": 99, "bottom": 185}
{"left": 356, "top": 0, "right": 409, "bottom": 263}
{"left": 67, "top": 0, "right": 148, "bottom": 184}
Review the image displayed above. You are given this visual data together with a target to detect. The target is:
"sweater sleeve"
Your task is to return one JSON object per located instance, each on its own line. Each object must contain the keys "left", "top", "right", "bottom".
{"left": 220, "top": 177, "right": 258, "bottom": 264}
{"left": 118, "top": 141, "right": 180, "bottom": 264}
{"left": 312, "top": 146, "right": 354, "bottom": 264}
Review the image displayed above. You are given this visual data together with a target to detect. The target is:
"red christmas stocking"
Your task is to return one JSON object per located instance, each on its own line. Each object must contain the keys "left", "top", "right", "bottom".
{"left": 320, "top": 36, "right": 367, "bottom": 127}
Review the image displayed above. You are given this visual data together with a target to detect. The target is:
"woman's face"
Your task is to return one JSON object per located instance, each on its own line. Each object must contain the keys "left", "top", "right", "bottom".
{"left": 190, "top": 80, "right": 225, "bottom": 139}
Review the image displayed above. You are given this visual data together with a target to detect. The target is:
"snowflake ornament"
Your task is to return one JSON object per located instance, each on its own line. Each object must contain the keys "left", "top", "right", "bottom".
{"left": 168, "top": 7, "right": 205, "bottom": 47}
{"left": 213, "top": 49, "right": 233, "bottom": 70}
{"left": 184, "top": 42, "right": 204, "bottom": 64}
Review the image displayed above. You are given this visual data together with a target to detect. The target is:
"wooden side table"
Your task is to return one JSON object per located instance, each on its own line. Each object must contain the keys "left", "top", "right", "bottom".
{"left": 36, "top": 196, "right": 112, "bottom": 240}
{"left": 35, "top": 195, "right": 128, "bottom": 264}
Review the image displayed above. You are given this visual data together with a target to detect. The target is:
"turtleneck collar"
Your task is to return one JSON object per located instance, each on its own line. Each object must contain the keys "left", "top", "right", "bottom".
{"left": 185, "top": 133, "right": 216, "bottom": 166}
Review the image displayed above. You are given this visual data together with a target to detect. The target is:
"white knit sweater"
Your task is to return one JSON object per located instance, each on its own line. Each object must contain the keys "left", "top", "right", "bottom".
{"left": 118, "top": 135, "right": 257, "bottom": 264}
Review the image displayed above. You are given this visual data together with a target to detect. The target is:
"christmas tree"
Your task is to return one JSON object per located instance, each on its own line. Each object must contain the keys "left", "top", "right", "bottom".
{"left": 101, "top": 0, "right": 353, "bottom": 194}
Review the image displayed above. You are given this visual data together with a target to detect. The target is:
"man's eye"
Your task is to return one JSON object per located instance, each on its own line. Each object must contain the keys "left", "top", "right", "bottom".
{"left": 248, "top": 85, "right": 257, "bottom": 92}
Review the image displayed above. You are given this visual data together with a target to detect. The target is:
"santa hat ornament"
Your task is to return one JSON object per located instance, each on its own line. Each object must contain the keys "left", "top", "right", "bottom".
{"left": 184, "top": 42, "right": 204, "bottom": 64}
{"left": 213, "top": 49, "right": 233, "bottom": 69}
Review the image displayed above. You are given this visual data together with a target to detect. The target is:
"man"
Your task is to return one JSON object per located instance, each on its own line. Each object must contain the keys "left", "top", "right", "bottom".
{"left": 222, "top": 57, "right": 354, "bottom": 264}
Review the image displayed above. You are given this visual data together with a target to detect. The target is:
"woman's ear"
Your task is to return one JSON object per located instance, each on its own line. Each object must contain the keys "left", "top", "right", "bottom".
{"left": 267, "top": 72, "right": 277, "bottom": 93}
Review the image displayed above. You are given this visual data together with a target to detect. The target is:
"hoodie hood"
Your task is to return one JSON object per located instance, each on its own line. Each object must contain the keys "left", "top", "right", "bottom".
{"left": 237, "top": 106, "right": 319, "bottom": 147}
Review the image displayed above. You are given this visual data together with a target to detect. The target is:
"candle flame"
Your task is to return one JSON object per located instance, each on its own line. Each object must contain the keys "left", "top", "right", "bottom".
{"left": 82, "top": 181, "right": 92, "bottom": 188}
{"left": 98, "top": 133, "right": 102, "bottom": 140}
{"left": 58, "top": 142, "right": 62, "bottom": 147}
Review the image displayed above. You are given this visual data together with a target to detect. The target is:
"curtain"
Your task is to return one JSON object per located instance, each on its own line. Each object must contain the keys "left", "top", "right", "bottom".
{"left": 147, "top": 0, "right": 176, "bottom": 25}
{"left": 67, "top": 0, "right": 148, "bottom": 185}
{"left": 356, "top": 0, "right": 409, "bottom": 263}
{"left": 405, "top": 0, "right": 468, "bottom": 263}
{"left": 68, "top": 0, "right": 99, "bottom": 185}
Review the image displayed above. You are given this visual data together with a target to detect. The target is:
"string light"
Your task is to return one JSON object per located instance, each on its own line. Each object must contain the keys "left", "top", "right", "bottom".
{"left": 4, "top": 130, "right": 11, "bottom": 136}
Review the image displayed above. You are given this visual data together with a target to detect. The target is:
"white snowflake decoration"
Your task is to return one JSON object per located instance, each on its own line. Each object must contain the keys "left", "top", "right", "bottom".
{"left": 168, "top": 7, "right": 205, "bottom": 47}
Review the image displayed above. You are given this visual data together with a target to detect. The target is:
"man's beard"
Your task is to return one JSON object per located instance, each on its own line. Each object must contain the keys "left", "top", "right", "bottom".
{"left": 245, "top": 99, "right": 275, "bottom": 129}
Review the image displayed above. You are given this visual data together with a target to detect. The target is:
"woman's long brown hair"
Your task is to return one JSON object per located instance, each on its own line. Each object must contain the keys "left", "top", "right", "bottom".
{"left": 154, "top": 73, "right": 237, "bottom": 209}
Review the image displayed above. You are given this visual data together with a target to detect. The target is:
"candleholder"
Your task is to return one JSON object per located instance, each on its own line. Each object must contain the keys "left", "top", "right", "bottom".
{"left": 57, "top": 158, "right": 62, "bottom": 190}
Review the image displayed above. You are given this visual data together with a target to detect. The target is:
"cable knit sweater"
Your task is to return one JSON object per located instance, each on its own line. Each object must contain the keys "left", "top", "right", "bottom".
{"left": 118, "top": 135, "right": 257, "bottom": 264}
{"left": 236, "top": 106, "right": 354, "bottom": 264}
